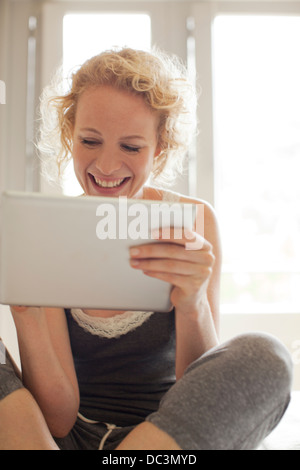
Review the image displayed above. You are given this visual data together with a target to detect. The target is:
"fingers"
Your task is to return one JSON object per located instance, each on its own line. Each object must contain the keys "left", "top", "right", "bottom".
{"left": 151, "top": 228, "right": 206, "bottom": 251}
{"left": 129, "top": 230, "right": 215, "bottom": 292}
{"left": 130, "top": 230, "right": 214, "bottom": 268}
{"left": 130, "top": 249, "right": 214, "bottom": 276}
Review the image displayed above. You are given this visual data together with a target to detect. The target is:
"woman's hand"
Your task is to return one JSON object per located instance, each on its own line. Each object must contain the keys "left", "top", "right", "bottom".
{"left": 130, "top": 228, "right": 215, "bottom": 318}
{"left": 10, "top": 306, "right": 31, "bottom": 313}
{"left": 10, "top": 306, "right": 41, "bottom": 315}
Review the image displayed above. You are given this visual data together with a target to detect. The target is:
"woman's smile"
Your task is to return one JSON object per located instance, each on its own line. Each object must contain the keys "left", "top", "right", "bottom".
{"left": 88, "top": 173, "right": 131, "bottom": 195}
{"left": 72, "top": 86, "right": 161, "bottom": 199}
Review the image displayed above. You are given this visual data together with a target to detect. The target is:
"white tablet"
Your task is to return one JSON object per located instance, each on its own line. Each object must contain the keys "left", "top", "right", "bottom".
{"left": 0, "top": 191, "right": 196, "bottom": 311}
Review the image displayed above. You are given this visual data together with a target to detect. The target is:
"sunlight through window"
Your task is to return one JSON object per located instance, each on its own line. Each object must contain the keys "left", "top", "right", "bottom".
{"left": 213, "top": 16, "right": 300, "bottom": 314}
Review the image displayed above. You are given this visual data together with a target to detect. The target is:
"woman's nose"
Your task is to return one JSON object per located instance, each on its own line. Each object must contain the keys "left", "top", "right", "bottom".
{"left": 95, "top": 148, "right": 123, "bottom": 175}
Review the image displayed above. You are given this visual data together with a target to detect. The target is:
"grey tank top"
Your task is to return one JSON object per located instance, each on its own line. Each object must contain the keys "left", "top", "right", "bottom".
{"left": 65, "top": 308, "right": 176, "bottom": 427}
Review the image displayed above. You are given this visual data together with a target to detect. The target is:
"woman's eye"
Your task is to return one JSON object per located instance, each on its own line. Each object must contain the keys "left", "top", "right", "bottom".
{"left": 121, "top": 144, "right": 141, "bottom": 153}
{"left": 81, "top": 139, "right": 100, "bottom": 147}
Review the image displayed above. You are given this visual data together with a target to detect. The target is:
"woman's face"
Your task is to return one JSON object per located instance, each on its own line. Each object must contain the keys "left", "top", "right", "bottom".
{"left": 72, "top": 86, "right": 161, "bottom": 199}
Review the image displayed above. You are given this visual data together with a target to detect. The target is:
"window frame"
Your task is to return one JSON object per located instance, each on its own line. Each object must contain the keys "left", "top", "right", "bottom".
{"left": 190, "top": 1, "right": 300, "bottom": 207}
{"left": 193, "top": 3, "right": 300, "bottom": 389}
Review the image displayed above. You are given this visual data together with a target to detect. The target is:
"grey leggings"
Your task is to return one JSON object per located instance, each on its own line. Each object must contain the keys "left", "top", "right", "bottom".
{"left": 0, "top": 333, "right": 293, "bottom": 450}
{"left": 147, "top": 333, "right": 293, "bottom": 450}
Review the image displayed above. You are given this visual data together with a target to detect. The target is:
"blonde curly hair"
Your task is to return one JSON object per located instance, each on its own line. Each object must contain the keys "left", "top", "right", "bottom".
{"left": 38, "top": 47, "right": 197, "bottom": 187}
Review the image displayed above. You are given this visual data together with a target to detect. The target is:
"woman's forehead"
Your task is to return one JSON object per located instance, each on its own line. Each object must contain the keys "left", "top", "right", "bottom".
{"left": 75, "top": 86, "right": 160, "bottom": 135}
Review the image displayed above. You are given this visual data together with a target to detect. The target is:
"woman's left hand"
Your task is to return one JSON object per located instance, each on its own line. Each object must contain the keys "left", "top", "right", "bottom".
{"left": 130, "top": 228, "right": 215, "bottom": 316}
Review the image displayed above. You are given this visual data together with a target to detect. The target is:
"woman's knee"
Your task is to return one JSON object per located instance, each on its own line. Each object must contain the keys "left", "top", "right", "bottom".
{"left": 146, "top": 332, "right": 293, "bottom": 450}
{"left": 187, "top": 332, "right": 292, "bottom": 392}
{"left": 224, "top": 333, "right": 293, "bottom": 398}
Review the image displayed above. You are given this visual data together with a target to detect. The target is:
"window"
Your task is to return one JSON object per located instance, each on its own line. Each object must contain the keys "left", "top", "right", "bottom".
{"left": 63, "top": 13, "right": 152, "bottom": 78}
{"left": 62, "top": 13, "right": 152, "bottom": 196}
{"left": 212, "top": 15, "right": 300, "bottom": 314}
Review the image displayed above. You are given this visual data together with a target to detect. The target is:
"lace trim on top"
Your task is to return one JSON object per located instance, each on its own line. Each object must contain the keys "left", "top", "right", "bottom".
{"left": 70, "top": 309, "right": 154, "bottom": 339}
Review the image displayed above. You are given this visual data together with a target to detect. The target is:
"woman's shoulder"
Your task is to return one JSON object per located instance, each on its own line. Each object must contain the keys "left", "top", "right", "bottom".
{"left": 144, "top": 186, "right": 215, "bottom": 213}
{"left": 144, "top": 186, "right": 219, "bottom": 240}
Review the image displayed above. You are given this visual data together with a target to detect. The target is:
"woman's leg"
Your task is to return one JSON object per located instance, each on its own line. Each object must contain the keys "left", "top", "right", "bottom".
{"left": 0, "top": 340, "right": 58, "bottom": 450}
{"left": 117, "top": 333, "right": 293, "bottom": 450}
{"left": 0, "top": 389, "right": 59, "bottom": 450}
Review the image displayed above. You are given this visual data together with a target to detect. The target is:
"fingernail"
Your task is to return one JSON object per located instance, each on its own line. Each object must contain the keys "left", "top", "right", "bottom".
{"left": 130, "top": 259, "right": 140, "bottom": 267}
{"left": 130, "top": 248, "right": 140, "bottom": 257}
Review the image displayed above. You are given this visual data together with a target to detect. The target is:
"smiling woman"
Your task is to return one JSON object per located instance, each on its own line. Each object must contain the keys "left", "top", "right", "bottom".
{"left": 72, "top": 86, "right": 160, "bottom": 199}
{"left": 38, "top": 48, "right": 196, "bottom": 194}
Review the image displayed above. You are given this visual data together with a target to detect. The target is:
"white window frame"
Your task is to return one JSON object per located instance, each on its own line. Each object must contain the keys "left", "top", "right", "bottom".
{"left": 191, "top": 1, "right": 300, "bottom": 207}
{"left": 190, "top": 1, "right": 300, "bottom": 389}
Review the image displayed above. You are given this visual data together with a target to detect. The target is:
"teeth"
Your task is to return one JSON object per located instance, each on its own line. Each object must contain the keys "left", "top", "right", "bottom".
{"left": 94, "top": 177, "right": 126, "bottom": 188}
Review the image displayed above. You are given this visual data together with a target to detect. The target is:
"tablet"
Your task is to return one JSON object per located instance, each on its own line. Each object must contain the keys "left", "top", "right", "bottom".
{"left": 0, "top": 191, "right": 196, "bottom": 311}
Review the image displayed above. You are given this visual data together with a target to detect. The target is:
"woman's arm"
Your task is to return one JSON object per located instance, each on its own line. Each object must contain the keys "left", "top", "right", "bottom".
{"left": 11, "top": 306, "right": 80, "bottom": 438}
{"left": 173, "top": 201, "right": 221, "bottom": 378}
{"left": 130, "top": 199, "right": 221, "bottom": 379}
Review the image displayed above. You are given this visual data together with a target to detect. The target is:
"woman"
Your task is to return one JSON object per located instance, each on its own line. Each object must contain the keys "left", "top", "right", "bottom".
{"left": 0, "top": 48, "right": 292, "bottom": 450}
